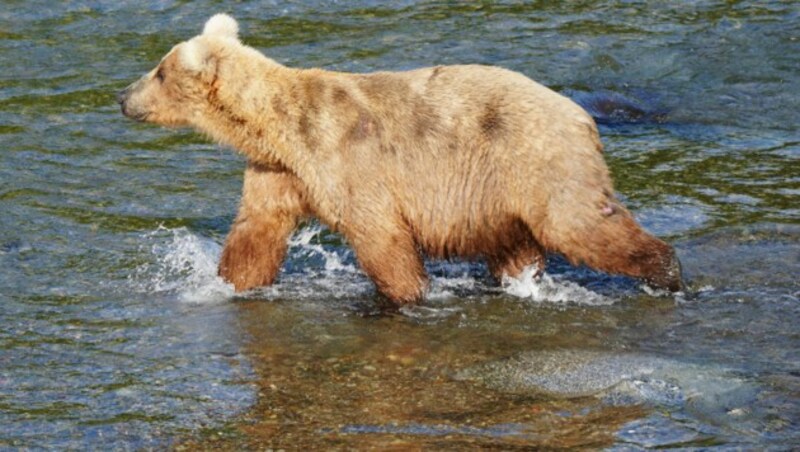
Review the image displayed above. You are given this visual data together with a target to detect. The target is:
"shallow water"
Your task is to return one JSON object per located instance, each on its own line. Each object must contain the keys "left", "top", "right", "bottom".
{"left": 1, "top": 0, "right": 798, "bottom": 449}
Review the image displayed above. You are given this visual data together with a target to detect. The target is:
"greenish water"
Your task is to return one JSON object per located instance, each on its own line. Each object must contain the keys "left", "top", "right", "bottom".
{"left": 1, "top": 1, "right": 798, "bottom": 449}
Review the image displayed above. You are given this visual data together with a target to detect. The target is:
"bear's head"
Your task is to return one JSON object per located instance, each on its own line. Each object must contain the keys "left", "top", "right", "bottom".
{"left": 117, "top": 14, "right": 243, "bottom": 127}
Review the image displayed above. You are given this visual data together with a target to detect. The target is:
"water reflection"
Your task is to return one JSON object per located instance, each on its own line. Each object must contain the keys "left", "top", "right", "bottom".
{"left": 222, "top": 299, "right": 646, "bottom": 449}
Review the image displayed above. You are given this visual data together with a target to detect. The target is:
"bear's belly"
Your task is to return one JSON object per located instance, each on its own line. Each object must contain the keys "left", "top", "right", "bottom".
{"left": 413, "top": 215, "right": 533, "bottom": 260}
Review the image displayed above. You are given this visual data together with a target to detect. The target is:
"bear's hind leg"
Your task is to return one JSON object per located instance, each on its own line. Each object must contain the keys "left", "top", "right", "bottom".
{"left": 347, "top": 224, "right": 429, "bottom": 305}
{"left": 219, "top": 163, "right": 308, "bottom": 292}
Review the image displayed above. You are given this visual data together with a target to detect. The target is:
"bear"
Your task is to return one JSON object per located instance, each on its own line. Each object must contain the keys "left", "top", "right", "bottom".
{"left": 118, "top": 14, "right": 683, "bottom": 305}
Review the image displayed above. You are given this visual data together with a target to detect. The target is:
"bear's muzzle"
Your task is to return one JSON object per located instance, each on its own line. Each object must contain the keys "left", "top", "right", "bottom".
{"left": 117, "top": 81, "right": 150, "bottom": 122}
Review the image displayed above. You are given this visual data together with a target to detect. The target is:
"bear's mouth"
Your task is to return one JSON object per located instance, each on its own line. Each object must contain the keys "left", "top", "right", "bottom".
{"left": 128, "top": 110, "right": 150, "bottom": 122}
{"left": 119, "top": 102, "right": 150, "bottom": 122}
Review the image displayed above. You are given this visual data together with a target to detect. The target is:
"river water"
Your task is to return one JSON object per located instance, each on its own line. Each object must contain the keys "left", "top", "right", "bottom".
{"left": 1, "top": 1, "right": 798, "bottom": 449}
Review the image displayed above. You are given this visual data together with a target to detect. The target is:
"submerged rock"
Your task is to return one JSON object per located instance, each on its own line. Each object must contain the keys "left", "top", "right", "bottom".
{"left": 456, "top": 350, "right": 666, "bottom": 398}
{"left": 456, "top": 349, "right": 758, "bottom": 425}
{"left": 570, "top": 91, "right": 669, "bottom": 125}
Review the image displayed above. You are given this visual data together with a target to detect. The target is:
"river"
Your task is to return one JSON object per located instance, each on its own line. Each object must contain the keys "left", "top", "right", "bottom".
{"left": 0, "top": 1, "right": 798, "bottom": 448}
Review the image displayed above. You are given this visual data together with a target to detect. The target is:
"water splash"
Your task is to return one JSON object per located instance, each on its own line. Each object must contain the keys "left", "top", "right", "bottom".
{"left": 128, "top": 225, "right": 369, "bottom": 304}
{"left": 501, "top": 266, "right": 612, "bottom": 305}
{"left": 130, "top": 227, "right": 612, "bottom": 306}
{"left": 252, "top": 224, "right": 373, "bottom": 300}
{"left": 130, "top": 227, "right": 234, "bottom": 303}
{"left": 287, "top": 224, "right": 358, "bottom": 274}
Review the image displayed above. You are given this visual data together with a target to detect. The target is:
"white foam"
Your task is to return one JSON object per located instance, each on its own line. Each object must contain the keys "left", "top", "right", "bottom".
{"left": 130, "top": 227, "right": 234, "bottom": 303}
{"left": 501, "top": 265, "right": 612, "bottom": 305}
{"left": 129, "top": 227, "right": 612, "bottom": 306}
{"left": 287, "top": 225, "right": 357, "bottom": 274}
{"left": 250, "top": 225, "right": 372, "bottom": 300}
{"left": 129, "top": 225, "right": 373, "bottom": 303}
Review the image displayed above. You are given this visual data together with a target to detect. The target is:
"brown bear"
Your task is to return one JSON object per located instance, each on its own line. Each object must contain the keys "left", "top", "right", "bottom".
{"left": 118, "top": 14, "right": 683, "bottom": 305}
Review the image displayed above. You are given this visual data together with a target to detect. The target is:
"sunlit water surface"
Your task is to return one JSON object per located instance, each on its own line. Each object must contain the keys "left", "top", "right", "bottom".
{"left": 1, "top": 1, "right": 798, "bottom": 449}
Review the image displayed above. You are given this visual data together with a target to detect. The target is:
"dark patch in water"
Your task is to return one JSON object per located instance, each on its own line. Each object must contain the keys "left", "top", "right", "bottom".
{"left": 1, "top": 239, "right": 24, "bottom": 253}
{"left": 570, "top": 91, "right": 669, "bottom": 125}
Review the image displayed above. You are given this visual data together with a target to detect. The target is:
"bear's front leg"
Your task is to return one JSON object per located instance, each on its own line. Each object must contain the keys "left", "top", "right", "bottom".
{"left": 347, "top": 223, "right": 429, "bottom": 305}
{"left": 219, "top": 162, "right": 308, "bottom": 292}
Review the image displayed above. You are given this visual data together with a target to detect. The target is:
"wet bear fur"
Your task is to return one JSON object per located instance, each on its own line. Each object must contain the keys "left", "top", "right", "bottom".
{"left": 119, "top": 14, "right": 683, "bottom": 304}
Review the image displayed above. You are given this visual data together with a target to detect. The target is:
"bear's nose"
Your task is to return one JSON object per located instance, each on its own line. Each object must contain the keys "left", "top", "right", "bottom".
{"left": 116, "top": 89, "right": 128, "bottom": 106}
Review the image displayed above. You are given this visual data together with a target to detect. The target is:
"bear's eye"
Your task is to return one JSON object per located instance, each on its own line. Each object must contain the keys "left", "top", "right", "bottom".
{"left": 155, "top": 67, "right": 166, "bottom": 83}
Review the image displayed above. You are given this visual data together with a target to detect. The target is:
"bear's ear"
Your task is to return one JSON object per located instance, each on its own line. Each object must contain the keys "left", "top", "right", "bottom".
{"left": 203, "top": 13, "right": 239, "bottom": 41}
{"left": 178, "top": 38, "right": 211, "bottom": 74}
